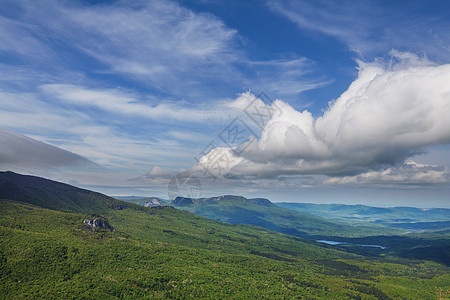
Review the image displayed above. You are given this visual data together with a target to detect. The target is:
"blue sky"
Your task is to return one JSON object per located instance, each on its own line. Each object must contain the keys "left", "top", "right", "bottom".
{"left": 1, "top": 0, "right": 450, "bottom": 207}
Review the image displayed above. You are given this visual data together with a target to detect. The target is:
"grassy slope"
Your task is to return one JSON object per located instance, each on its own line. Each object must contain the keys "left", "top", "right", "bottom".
{"left": 1, "top": 172, "right": 449, "bottom": 298}
{"left": 1, "top": 200, "right": 450, "bottom": 299}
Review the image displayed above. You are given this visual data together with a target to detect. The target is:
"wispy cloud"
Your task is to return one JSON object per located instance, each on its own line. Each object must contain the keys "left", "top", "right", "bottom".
{"left": 0, "top": 0, "right": 239, "bottom": 98}
{"left": 68, "top": 0, "right": 240, "bottom": 96}
{"left": 0, "top": 0, "right": 326, "bottom": 100}
{"left": 40, "top": 84, "right": 221, "bottom": 123}
{"left": 269, "top": 0, "right": 450, "bottom": 60}
{"left": 240, "top": 58, "right": 331, "bottom": 98}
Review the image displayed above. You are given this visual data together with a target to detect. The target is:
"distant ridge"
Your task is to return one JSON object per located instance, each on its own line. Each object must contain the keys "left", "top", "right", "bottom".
{"left": 115, "top": 196, "right": 167, "bottom": 207}
{"left": 276, "top": 202, "right": 450, "bottom": 230}
{"left": 169, "top": 194, "right": 389, "bottom": 239}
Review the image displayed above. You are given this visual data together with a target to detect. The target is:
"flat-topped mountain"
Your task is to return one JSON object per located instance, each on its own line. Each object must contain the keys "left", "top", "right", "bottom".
{"left": 172, "top": 195, "right": 274, "bottom": 207}
{"left": 169, "top": 194, "right": 389, "bottom": 239}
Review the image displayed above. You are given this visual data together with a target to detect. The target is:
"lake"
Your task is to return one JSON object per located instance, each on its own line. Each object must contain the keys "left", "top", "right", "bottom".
{"left": 316, "top": 240, "right": 387, "bottom": 249}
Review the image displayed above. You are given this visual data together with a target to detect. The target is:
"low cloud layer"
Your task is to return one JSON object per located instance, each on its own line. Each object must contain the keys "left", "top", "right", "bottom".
{"left": 0, "top": 127, "right": 99, "bottom": 171}
{"left": 193, "top": 53, "right": 450, "bottom": 182}
{"left": 324, "top": 161, "right": 448, "bottom": 186}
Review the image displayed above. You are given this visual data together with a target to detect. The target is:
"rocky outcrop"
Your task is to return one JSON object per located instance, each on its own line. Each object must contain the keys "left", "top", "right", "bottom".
{"left": 83, "top": 218, "right": 115, "bottom": 231}
{"left": 143, "top": 198, "right": 163, "bottom": 207}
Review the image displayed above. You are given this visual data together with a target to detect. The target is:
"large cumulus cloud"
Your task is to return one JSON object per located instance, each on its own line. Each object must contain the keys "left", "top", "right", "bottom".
{"left": 193, "top": 53, "right": 450, "bottom": 180}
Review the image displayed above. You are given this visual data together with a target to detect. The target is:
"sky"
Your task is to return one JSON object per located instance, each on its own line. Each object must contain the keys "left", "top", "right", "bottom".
{"left": 1, "top": 0, "right": 450, "bottom": 207}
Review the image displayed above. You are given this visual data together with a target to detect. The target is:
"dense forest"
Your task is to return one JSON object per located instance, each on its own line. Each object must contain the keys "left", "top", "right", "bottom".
{"left": 0, "top": 172, "right": 449, "bottom": 299}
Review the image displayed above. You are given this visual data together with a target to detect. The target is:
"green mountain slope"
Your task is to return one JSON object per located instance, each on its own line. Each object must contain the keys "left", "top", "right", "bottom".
{"left": 1, "top": 172, "right": 449, "bottom": 298}
{"left": 2, "top": 200, "right": 450, "bottom": 299}
{"left": 0, "top": 171, "right": 127, "bottom": 214}
{"left": 170, "top": 195, "right": 398, "bottom": 238}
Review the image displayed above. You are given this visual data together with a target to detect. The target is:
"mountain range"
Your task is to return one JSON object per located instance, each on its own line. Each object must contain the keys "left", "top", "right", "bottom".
{"left": 169, "top": 195, "right": 396, "bottom": 239}
{"left": 277, "top": 202, "right": 450, "bottom": 230}
{"left": 1, "top": 171, "right": 449, "bottom": 299}
{"left": 124, "top": 194, "right": 450, "bottom": 265}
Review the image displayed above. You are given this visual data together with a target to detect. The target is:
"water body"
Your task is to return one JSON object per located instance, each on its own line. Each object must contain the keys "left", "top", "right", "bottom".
{"left": 316, "top": 240, "right": 387, "bottom": 250}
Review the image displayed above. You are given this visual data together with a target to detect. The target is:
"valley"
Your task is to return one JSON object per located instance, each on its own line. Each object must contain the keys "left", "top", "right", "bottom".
{"left": 1, "top": 172, "right": 448, "bottom": 298}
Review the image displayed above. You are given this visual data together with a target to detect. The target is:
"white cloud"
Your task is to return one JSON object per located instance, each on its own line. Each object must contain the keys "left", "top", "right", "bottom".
{"left": 166, "top": 131, "right": 209, "bottom": 142}
{"left": 146, "top": 165, "right": 178, "bottom": 178}
{"left": 129, "top": 165, "right": 188, "bottom": 185}
{"left": 0, "top": 90, "right": 92, "bottom": 135}
{"left": 324, "top": 161, "right": 448, "bottom": 185}
{"left": 0, "top": 127, "right": 99, "bottom": 171}
{"left": 193, "top": 53, "right": 450, "bottom": 180}
{"left": 40, "top": 84, "right": 220, "bottom": 123}
{"left": 69, "top": 0, "right": 239, "bottom": 90}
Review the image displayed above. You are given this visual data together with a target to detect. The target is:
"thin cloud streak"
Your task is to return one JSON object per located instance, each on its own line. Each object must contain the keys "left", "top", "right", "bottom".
{"left": 269, "top": 0, "right": 450, "bottom": 61}
{"left": 324, "top": 161, "right": 448, "bottom": 186}
{"left": 40, "top": 84, "right": 221, "bottom": 123}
